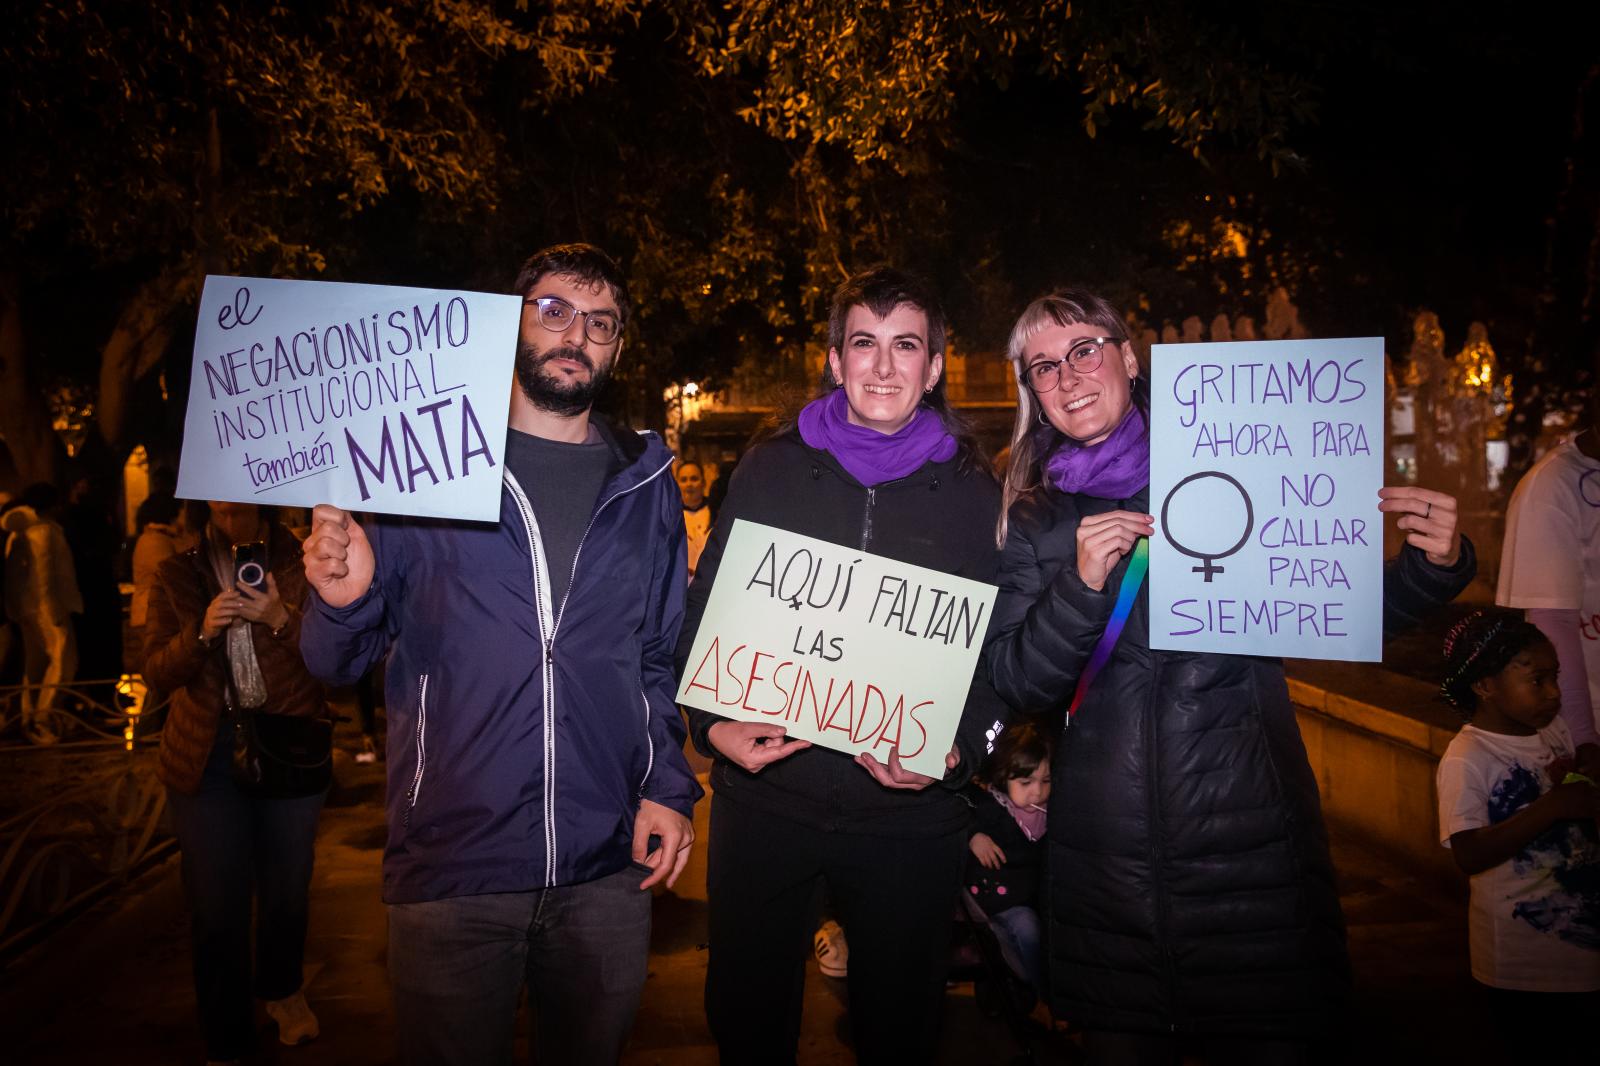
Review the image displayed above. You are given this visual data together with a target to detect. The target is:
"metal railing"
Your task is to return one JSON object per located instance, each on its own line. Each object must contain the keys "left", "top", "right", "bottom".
{"left": 0, "top": 676, "right": 173, "bottom": 961}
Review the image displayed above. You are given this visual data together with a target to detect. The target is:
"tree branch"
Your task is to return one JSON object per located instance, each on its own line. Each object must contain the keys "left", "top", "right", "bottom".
{"left": 96, "top": 268, "right": 196, "bottom": 455}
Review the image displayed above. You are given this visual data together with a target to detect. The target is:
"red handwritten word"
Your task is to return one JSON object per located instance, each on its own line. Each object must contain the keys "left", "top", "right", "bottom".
{"left": 685, "top": 637, "right": 932, "bottom": 757}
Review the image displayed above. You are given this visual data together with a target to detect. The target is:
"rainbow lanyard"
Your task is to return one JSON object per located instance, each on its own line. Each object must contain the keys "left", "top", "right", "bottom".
{"left": 1065, "top": 537, "right": 1149, "bottom": 722}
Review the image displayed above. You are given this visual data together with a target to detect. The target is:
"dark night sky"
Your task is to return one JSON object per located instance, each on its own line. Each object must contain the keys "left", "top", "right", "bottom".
{"left": 1291, "top": 9, "right": 1593, "bottom": 345}
{"left": 16, "top": 7, "right": 1599, "bottom": 396}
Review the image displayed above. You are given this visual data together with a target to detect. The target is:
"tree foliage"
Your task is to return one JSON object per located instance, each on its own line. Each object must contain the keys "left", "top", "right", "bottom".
{"left": 3, "top": 0, "right": 1581, "bottom": 492}
{"left": 0, "top": 0, "right": 626, "bottom": 480}
{"left": 568, "top": 0, "right": 1332, "bottom": 420}
{"left": 683, "top": 0, "right": 1317, "bottom": 166}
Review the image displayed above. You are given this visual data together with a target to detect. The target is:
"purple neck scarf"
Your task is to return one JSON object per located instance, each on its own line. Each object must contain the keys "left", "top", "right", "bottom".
{"left": 1044, "top": 406, "right": 1149, "bottom": 499}
{"left": 990, "top": 786, "right": 1047, "bottom": 842}
{"left": 798, "top": 388, "right": 957, "bottom": 487}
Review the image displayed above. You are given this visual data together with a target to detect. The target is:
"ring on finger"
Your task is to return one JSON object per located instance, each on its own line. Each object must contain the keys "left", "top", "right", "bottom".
{"left": 1424, "top": 502, "right": 1431, "bottom": 519}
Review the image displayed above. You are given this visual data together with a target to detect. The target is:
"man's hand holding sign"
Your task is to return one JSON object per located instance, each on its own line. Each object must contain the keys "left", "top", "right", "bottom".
{"left": 302, "top": 504, "right": 375, "bottom": 610}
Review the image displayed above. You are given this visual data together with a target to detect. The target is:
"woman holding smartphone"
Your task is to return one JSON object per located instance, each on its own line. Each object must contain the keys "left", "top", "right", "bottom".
{"left": 144, "top": 501, "right": 329, "bottom": 1064}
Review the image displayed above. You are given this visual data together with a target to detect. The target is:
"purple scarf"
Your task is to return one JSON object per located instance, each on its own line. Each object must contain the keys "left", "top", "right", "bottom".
{"left": 990, "top": 786, "right": 1047, "bottom": 842}
{"left": 798, "top": 388, "right": 957, "bottom": 487}
{"left": 1044, "top": 406, "right": 1149, "bottom": 499}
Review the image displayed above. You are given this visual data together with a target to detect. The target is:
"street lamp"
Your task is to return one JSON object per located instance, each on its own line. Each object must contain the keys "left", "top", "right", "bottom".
{"left": 115, "top": 674, "right": 148, "bottom": 751}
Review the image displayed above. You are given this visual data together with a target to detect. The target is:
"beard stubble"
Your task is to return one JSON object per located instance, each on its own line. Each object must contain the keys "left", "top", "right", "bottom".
{"left": 515, "top": 340, "right": 613, "bottom": 417}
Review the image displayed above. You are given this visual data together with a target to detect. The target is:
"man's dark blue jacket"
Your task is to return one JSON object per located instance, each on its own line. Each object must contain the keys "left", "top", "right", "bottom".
{"left": 300, "top": 420, "right": 703, "bottom": 903}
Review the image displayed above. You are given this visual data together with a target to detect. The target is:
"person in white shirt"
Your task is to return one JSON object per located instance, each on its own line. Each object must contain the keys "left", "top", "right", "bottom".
{"left": 2, "top": 483, "right": 84, "bottom": 744}
{"left": 676, "top": 460, "right": 712, "bottom": 579}
{"left": 1498, "top": 393, "right": 1600, "bottom": 765}
{"left": 1435, "top": 609, "right": 1600, "bottom": 1050}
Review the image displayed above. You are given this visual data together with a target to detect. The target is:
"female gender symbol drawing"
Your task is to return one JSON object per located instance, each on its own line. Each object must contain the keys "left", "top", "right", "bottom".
{"left": 1160, "top": 471, "right": 1254, "bottom": 582}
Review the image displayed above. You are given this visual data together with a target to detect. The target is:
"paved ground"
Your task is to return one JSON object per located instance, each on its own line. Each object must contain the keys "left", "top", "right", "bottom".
{"left": 0, "top": 566, "right": 1504, "bottom": 1063}
{"left": 1, "top": 759, "right": 1491, "bottom": 1066}
{"left": 1, "top": 728, "right": 1497, "bottom": 1066}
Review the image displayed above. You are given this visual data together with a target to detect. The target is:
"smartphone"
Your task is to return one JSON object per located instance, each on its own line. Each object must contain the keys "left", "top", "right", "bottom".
{"left": 232, "top": 541, "right": 269, "bottom": 592}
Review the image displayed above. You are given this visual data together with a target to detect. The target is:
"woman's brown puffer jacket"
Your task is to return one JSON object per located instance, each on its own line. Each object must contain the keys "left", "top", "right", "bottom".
{"left": 143, "top": 523, "right": 326, "bottom": 794}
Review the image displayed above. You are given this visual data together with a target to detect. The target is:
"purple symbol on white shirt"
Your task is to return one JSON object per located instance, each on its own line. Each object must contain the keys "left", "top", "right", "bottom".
{"left": 1580, "top": 468, "right": 1600, "bottom": 508}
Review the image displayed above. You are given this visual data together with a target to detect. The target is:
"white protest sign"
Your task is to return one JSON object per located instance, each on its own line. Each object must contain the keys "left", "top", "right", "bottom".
{"left": 676, "top": 520, "right": 998, "bottom": 778}
{"left": 1149, "top": 337, "right": 1385, "bottom": 661}
{"left": 176, "top": 276, "right": 521, "bottom": 521}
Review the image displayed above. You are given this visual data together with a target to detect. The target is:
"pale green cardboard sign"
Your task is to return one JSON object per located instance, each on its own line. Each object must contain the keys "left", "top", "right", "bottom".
{"left": 676, "top": 519, "right": 998, "bottom": 778}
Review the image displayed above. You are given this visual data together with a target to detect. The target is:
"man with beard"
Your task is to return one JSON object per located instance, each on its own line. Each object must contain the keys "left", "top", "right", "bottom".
{"left": 300, "top": 244, "right": 700, "bottom": 1065}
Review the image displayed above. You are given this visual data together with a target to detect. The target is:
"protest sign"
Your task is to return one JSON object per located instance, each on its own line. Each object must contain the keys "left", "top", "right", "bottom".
{"left": 1149, "top": 337, "right": 1385, "bottom": 661}
{"left": 676, "top": 520, "right": 999, "bottom": 777}
{"left": 176, "top": 276, "right": 521, "bottom": 521}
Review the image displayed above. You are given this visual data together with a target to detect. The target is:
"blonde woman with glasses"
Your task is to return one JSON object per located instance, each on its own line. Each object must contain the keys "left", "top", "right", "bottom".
{"left": 984, "top": 288, "right": 1475, "bottom": 1064}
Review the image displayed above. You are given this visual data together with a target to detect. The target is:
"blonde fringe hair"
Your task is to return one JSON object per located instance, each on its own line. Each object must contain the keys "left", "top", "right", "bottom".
{"left": 995, "top": 288, "right": 1135, "bottom": 548}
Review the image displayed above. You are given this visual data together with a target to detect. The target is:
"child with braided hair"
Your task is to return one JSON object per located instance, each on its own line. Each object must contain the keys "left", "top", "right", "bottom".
{"left": 1435, "top": 608, "right": 1600, "bottom": 1042}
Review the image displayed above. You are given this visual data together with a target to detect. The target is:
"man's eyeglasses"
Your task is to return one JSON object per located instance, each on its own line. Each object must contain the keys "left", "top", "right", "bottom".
{"left": 524, "top": 296, "right": 622, "bottom": 345}
{"left": 1022, "top": 337, "right": 1122, "bottom": 392}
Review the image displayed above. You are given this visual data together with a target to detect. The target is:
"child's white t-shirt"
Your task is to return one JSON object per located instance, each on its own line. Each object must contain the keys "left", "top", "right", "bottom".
{"left": 1436, "top": 720, "right": 1600, "bottom": 991}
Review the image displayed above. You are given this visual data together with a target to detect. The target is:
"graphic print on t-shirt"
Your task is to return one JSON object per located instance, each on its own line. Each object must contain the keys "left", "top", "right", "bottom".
{"left": 1486, "top": 757, "right": 1600, "bottom": 951}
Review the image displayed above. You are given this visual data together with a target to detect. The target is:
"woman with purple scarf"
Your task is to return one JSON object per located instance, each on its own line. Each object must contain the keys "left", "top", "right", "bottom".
{"left": 675, "top": 267, "right": 1005, "bottom": 1064}
{"left": 984, "top": 289, "right": 1476, "bottom": 1063}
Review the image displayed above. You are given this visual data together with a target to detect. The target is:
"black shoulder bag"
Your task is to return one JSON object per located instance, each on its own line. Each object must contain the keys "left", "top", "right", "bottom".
{"left": 228, "top": 678, "right": 333, "bottom": 799}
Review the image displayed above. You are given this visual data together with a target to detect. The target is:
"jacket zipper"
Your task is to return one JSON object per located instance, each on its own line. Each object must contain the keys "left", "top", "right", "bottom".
{"left": 817, "top": 480, "right": 879, "bottom": 824}
{"left": 506, "top": 453, "right": 675, "bottom": 886}
{"left": 505, "top": 472, "right": 559, "bottom": 887}
{"left": 826, "top": 477, "right": 881, "bottom": 822}
{"left": 404, "top": 672, "right": 429, "bottom": 828}
{"left": 796, "top": 460, "right": 940, "bottom": 823}
{"left": 548, "top": 454, "right": 676, "bottom": 639}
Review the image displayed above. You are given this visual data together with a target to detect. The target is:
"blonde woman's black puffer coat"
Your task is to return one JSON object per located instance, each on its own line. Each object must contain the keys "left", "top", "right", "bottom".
{"left": 985, "top": 482, "right": 1475, "bottom": 1040}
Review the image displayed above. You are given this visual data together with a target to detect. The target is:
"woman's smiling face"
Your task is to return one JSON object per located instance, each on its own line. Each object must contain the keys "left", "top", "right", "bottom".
{"left": 1024, "top": 322, "right": 1140, "bottom": 445}
{"left": 827, "top": 302, "right": 943, "bottom": 435}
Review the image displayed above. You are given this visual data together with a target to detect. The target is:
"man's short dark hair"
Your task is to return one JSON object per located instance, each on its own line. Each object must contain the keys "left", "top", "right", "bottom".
{"left": 512, "top": 243, "right": 632, "bottom": 325}
{"left": 825, "top": 266, "right": 947, "bottom": 358}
